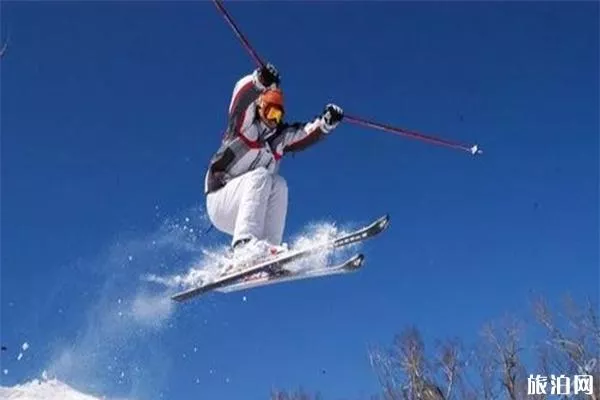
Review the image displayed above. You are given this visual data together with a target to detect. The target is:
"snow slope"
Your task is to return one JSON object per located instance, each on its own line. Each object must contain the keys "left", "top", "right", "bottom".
{"left": 0, "top": 377, "right": 106, "bottom": 400}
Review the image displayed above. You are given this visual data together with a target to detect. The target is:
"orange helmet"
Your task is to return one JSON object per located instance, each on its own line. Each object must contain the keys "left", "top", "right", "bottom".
{"left": 257, "top": 88, "right": 284, "bottom": 128}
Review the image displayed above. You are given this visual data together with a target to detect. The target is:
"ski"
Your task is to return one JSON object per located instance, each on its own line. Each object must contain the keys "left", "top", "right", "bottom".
{"left": 170, "top": 214, "right": 389, "bottom": 302}
{"left": 215, "top": 253, "right": 365, "bottom": 294}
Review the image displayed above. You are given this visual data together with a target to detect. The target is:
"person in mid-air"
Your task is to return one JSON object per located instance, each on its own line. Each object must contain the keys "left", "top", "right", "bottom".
{"left": 204, "top": 63, "right": 344, "bottom": 265}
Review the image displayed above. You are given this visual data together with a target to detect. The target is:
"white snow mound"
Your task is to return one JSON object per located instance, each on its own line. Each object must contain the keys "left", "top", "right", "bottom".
{"left": 0, "top": 378, "right": 108, "bottom": 400}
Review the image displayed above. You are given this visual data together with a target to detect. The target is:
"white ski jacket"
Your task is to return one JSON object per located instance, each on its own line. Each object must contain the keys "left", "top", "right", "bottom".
{"left": 204, "top": 70, "right": 333, "bottom": 194}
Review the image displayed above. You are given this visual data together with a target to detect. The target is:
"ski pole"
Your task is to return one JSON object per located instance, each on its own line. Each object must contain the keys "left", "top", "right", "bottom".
{"left": 212, "top": 0, "right": 265, "bottom": 69}
{"left": 211, "top": 0, "right": 482, "bottom": 156}
{"left": 344, "top": 114, "right": 482, "bottom": 155}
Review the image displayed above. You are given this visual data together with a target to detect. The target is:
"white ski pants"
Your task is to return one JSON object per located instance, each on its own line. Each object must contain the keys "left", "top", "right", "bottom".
{"left": 206, "top": 167, "right": 288, "bottom": 247}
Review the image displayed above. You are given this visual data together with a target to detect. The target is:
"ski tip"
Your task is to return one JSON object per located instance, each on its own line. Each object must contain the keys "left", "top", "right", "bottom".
{"left": 354, "top": 253, "right": 365, "bottom": 266}
{"left": 376, "top": 214, "right": 391, "bottom": 230}
{"left": 345, "top": 253, "right": 365, "bottom": 271}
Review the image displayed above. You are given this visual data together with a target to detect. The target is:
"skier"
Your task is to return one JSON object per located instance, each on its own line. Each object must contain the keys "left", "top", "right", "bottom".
{"left": 204, "top": 63, "right": 344, "bottom": 265}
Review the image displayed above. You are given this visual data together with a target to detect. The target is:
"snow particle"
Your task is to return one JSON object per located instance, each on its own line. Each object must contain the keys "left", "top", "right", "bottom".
{"left": 120, "top": 371, "right": 125, "bottom": 378}
{"left": 242, "top": 296, "right": 247, "bottom": 302}
{"left": 193, "top": 347, "right": 198, "bottom": 353}
{"left": 128, "top": 256, "right": 133, "bottom": 262}
{"left": 195, "top": 378, "right": 200, "bottom": 384}
{"left": 3, "top": 369, "right": 7, "bottom": 375}
{"left": 185, "top": 217, "right": 190, "bottom": 223}
{"left": 17, "top": 352, "right": 23, "bottom": 361}
{"left": 117, "top": 298, "right": 122, "bottom": 304}
{"left": 225, "top": 377, "right": 230, "bottom": 384}
{"left": 209, "top": 369, "right": 214, "bottom": 375}
{"left": 22, "top": 342, "right": 29, "bottom": 351}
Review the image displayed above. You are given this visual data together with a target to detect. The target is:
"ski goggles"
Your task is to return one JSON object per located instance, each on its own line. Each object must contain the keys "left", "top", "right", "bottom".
{"left": 264, "top": 106, "right": 283, "bottom": 124}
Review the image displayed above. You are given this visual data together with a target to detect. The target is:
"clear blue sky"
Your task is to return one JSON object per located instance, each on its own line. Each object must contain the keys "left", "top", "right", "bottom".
{"left": 1, "top": 1, "right": 598, "bottom": 399}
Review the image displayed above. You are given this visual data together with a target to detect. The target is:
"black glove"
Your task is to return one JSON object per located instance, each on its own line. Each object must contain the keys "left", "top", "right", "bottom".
{"left": 321, "top": 104, "right": 344, "bottom": 131}
{"left": 257, "top": 63, "right": 280, "bottom": 89}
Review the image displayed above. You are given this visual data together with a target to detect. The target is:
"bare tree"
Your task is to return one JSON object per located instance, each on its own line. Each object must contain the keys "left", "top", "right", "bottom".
{"left": 432, "top": 338, "right": 464, "bottom": 400}
{"left": 270, "top": 387, "right": 322, "bottom": 400}
{"left": 532, "top": 294, "right": 599, "bottom": 400}
{"left": 395, "top": 326, "right": 430, "bottom": 399}
{"left": 368, "top": 294, "right": 598, "bottom": 400}
{"left": 276, "top": 294, "right": 599, "bottom": 400}
{"left": 368, "top": 342, "right": 404, "bottom": 399}
{"left": 368, "top": 327, "right": 452, "bottom": 400}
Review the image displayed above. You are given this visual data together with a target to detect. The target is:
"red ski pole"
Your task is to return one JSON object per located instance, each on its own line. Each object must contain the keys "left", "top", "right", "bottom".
{"left": 212, "top": 0, "right": 265, "bottom": 69}
{"left": 344, "top": 114, "right": 482, "bottom": 155}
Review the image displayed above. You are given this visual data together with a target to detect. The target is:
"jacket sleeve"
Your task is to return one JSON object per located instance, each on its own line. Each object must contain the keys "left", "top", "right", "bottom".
{"left": 226, "top": 71, "right": 266, "bottom": 146}
{"left": 281, "top": 116, "right": 331, "bottom": 154}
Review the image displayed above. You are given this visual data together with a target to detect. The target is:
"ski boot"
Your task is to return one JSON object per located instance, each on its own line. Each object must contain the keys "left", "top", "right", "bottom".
{"left": 219, "top": 238, "right": 289, "bottom": 280}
